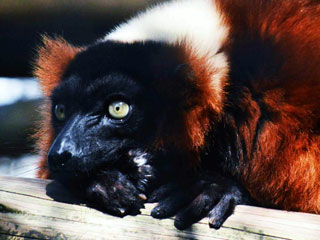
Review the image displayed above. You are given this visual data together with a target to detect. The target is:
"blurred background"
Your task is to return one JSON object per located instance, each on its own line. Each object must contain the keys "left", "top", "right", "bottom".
{"left": 0, "top": 0, "right": 166, "bottom": 178}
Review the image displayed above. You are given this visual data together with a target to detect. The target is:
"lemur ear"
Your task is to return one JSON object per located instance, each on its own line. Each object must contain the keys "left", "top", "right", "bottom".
{"left": 34, "top": 36, "right": 84, "bottom": 96}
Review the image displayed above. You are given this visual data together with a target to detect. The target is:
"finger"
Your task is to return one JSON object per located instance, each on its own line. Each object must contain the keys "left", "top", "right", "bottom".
{"left": 208, "top": 194, "right": 234, "bottom": 229}
{"left": 147, "top": 183, "right": 178, "bottom": 203}
{"left": 151, "top": 190, "right": 188, "bottom": 218}
{"left": 174, "top": 184, "right": 221, "bottom": 230}
{"left": 151, "top": 181, "right": 206, "bottom": 219}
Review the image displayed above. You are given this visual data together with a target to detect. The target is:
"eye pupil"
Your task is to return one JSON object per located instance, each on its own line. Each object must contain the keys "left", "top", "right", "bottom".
{"left": 108, "top": 101, "right": 130, "bottom": 119}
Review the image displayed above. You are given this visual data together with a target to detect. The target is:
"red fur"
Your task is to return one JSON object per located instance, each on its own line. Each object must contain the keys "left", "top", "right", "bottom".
{"left": 34, "top": 36, "right": 84, "bottom": 97}
{"left": 152, "top": 45, "right": 227, "bottom": 166}
{"left": 34, "top": 102, "right": 54, "bottom": 179}
{"left": 216, "top": 0, "right": 320, "bottom": 213}
{"left": 34, "top": 37, "right": 84, "bottom": 179}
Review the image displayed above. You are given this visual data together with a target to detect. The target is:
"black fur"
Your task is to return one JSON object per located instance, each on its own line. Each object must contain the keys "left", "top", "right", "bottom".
{"left": 48, "top": 40, "right": 253, "bottom": 228}
{"left": 47, "top": 40, "right": 200, "bottom": 217}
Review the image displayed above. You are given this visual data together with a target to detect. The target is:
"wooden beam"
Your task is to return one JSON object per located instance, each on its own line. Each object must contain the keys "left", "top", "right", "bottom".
{"left": 0, "top": 176, "right": 319, "bottom": 239}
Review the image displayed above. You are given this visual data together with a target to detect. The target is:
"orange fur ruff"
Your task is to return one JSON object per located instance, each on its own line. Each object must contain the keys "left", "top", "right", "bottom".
{"left": 34, "top": 36, "right": 84, "bottom": 178}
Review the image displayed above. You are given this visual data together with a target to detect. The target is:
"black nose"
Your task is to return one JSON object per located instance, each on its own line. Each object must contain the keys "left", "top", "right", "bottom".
{"left": 47, "top": 124, "right": 80, "bottom": 173}
{"left": 47, "top": 151, "right": 72, "bottom": 172}
{"left": 46, "top": 114, "right": 88, "bottom": 176}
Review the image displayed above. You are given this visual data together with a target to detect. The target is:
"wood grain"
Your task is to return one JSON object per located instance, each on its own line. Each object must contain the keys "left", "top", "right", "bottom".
{"left": 0, "top": 176, "right": 320, "bottom": 239}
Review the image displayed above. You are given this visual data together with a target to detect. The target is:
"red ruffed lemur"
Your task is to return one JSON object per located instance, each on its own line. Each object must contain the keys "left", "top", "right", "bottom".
{"left": 34, "top": 0, "right": 320, "bottom": 230}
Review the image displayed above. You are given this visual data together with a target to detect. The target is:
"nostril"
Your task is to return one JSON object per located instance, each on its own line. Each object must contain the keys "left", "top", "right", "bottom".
{"left": 47, "top": 151, "right": 72, "bottom": 171}
{"left": 59, "top": 151, "right": 72, "bottom": 165}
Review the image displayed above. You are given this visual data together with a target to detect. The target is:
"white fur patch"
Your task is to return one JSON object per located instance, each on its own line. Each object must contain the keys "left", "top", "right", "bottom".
{"left": 133, "top": 152, "right": 148, "bottom": 167}
{"left": 208, "top": 52, "right": 229, "bottom": 103}
{"left": 103, "top": 0, "right": 230, "bottom": 99}
{"left": 104, "top": 0, "right": 229, "bottom": 58}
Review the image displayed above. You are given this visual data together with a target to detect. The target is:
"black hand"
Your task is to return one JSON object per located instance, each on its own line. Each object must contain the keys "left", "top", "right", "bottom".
{"left": 148, "top": 172, "right": 252, "bottom": 229}
{"left": 85, "top": 170, "right": 145, "bottom": 217}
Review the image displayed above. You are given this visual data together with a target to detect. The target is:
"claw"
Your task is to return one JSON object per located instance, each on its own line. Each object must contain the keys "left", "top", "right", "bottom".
{"left": 151, "top": 207, "right": 161, "bottom": 218}
{"left": 208, "top": 217, "right": 220, "bottom": 229}
{"left": 119, "top": 208, "right": 126, "bottom": 215}
{"left": 139, "top": 194, "right": 147, "bottom": 201}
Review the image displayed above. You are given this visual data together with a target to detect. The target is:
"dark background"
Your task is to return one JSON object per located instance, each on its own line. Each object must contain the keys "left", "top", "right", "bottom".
{"left": 0, "top": 0, "right": 165, "bottom": 77}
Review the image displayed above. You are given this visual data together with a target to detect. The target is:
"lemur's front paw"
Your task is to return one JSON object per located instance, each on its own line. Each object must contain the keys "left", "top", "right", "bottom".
{"left": 148, "top": 173, "right": 252, "bottom": 230}
{"left": 128, "top": 163, "right": 155, "bottom": 193}
{"left": 85, "top": 170, "right": 146, "bottom": 217}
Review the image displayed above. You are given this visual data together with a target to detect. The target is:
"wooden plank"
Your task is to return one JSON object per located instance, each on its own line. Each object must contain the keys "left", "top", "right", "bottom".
{"left": 0, "top": 176, "right": 320, "bottom": 239}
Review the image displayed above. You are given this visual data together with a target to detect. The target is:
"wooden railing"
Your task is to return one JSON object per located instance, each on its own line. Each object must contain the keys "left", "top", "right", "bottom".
{"left": 0, "top": 175, "right": 319, "bottom": 239}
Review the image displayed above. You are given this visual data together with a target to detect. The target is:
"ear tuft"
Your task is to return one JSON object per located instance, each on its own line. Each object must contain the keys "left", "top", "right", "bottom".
{"left": 34, "top": 36, "right": 84, "bottom": 96}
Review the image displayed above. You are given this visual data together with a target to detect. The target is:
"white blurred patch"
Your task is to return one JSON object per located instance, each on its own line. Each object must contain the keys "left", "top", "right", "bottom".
{"left": 0, "top": 77, "right": 43, "bottom": 106}
{"left": 133, "top": 152, "right": 148, "bottom": 167}
{"left": 0, "top": 154, "right": 39, "bottom": 178}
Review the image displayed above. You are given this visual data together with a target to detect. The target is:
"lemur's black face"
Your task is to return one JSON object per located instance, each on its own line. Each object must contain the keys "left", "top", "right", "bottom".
{"left": 47, "top": 41, "right": 191, "bottom": 204}
{"left": 49, "top": 72, "right": 157, "bottom": 183}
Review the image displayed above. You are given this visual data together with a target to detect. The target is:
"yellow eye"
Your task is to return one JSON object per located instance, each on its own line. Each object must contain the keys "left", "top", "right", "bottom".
{"left": 108, "top": 101, "right": 130, "bottom": 119}
{"left": 54, "top": 104, "right": 66, "bottom": 121}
